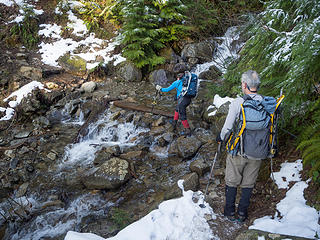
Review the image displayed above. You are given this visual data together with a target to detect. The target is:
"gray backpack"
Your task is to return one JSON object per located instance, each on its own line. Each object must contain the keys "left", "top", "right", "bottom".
{"left": 226, "top": 95, "right": 277, "bottom": 159}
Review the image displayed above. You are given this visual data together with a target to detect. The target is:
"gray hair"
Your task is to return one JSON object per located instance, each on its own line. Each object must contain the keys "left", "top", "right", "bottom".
{"left": 241, "top": 70, "right": 260, "bottom": 89}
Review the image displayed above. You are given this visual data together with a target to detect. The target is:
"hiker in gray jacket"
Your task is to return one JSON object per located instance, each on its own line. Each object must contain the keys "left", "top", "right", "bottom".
{"left": 216, "top": 70, "right": 264, "bottom": 222}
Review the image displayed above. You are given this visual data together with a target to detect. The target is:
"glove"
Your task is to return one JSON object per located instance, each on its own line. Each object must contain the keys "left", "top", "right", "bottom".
{"left": 216, "top": 132, "right": 222, "bottom": 143}
{"left": 156, "top": 85, "right": 162, "bottom": 91}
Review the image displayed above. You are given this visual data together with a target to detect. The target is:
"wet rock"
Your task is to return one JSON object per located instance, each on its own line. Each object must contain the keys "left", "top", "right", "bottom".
{"left": 82, "top": 157, "right": 131, "bottom": 190}
{"left": 192, "top": 128, "right": 215, "bottom": 143}
{"left": 149, "top": 126, "right": 166, "bottom": 136}
{"left": 164, "top": 172, "right": 199, "bottom": 200}
{"left": 44, "top": 90, "right": 65, "bottom": 105}
{"left": 0, "top": 137, "right": 6, "bottom": 146}
{"left": 10, "top": 158, "right": 19, "bottom": 169}
{"left": 94, "top": 148, "right": 114, "bottom": 166}
{"left": 17, "top": 97, "right": 41, "bottom": 116}
{"left": 198, "top": 65, "right": 222, "bottom": 81}
{"left": 181, "top": 41, "right": 215, "bottom": 64}
{"left": 172, "top": 62, "right": 189, "bottom": 73}
{"left": 14, "top": 130, "right": 32, "bottom": 139}
{"left": 46, "top": 152, "right": 57, "bottom": 161}
{"left": 176, "top": 135, "right": 202, "bottom": 159}
{"left": 125, "top": 113, "right": 134, "bottom": 122}
{"left": 18, "top": 146, "right": 30, "bottom": 155}
{"left": 32, "top": 116, "right": 50, "bottom": 128}
{"left": 190, "top": 158, "right": 210, "bottom": 177}
{"left": 110, "top": 111, "right": 121, "bottom": 121}
{"left": 152, "top": 116, "right": 166, "bottom": 127}
{"left": 162, "top": 132, "right": 174, "bottom": 143}
{"left": 10, "top": 139, "right": 25, "bottom": 146}
{"left": 123, "top": 143, "right": 149, "bottom": 153}
{"left": 94, "top": 145, "right": 121, "bottom": 166}
{"left": 15, "top": 182, "right": 29, "bottom": 197}
{"left": 156, "top": 136, "right": 167, "bottom": 147}
{"left": 120, "top": 150, "right": 146, "bottom": 162}
{"left": 25, "top": 164, "right": 34, "bottom": 173}
{"left": 46, "top": 109, "right": 64, "bottom": 124}
{"left": 0, "top": 223, "right": 6, "bottom": 240}
{"left": 168, "top": 140, "right": 179, "bottom": 155}
{"left": 5, "top": 150, "right": 15, "bottom": 159}
{"left": 41, "top": 200, "right": 64, "bottom": 210}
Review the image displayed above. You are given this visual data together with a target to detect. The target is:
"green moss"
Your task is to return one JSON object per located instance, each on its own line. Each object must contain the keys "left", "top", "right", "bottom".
{"left": 110, "top": 208, "right": 131, "bottom": 230}
{"left": 58, "top": 54, "right": 87, "bottom": 74}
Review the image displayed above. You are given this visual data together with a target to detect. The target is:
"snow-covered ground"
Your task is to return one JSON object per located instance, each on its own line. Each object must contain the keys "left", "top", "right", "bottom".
{"left": 65, "top": 159, "right": 320, "bottom": 240}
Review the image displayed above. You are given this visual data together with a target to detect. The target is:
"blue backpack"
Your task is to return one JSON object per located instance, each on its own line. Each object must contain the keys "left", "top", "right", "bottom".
{"left": 181, "top": 71, "right": 199, "bottom": 98}
{"left": 226, "top": 95, "right": 280, "bottom": 159}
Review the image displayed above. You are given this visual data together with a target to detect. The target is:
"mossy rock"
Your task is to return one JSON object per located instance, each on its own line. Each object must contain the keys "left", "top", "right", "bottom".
{"left": 58, "top": 53, "right": 87, "bottom": 76}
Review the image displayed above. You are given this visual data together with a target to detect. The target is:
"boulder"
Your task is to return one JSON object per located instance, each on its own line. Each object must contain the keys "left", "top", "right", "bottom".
{"left": 149, "top": 69, "right": 169, "bottom": 86}
{"left": 116, "top": 61, "right": 142, "bottom": 82}
{"left": 198, "top": 65, "right": 223, "bottom": 81}
{"left": 181, "top": 41, "right": 215, "bottom": 65}
{"left": 176, "top": 135, "right": 202, "bottom": 159}
{"left": 164, "top": 172, "right": 199, "bottom": 200}
{"left": 203, "top": 101, "right": 231, "bottom": 134}
{"left": 80, "top": 81, "right": 97, "bottom": 93}
{"left": 58, "top": 54, "right": 87, "bottom": 76}
{"left": 19, "top": 66, "right": 42, "bottom": 81}
{"left": 82, "top": 157, "right": 130, "bottom": 190}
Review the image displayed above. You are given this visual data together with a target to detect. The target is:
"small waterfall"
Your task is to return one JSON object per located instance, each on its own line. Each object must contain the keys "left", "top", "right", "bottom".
{"left": 60, "top": 100, "right": 86, "bottom": 126}
{"left": 61, "top": 110, "right": 149, "bottom": 168}
{"left": 194, "top": 26, "right": 244, "bottom": 76}
{"left": 5, "top": 194, "right": 111, "bottom": 240}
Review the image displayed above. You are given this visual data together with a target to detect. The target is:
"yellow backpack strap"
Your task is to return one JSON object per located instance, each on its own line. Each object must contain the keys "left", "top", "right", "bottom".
{"left": 227, "top": 104, "right": 246, "bottom": 152}
{"left": 269, "top": 95, "right": 285, "bottom": 144}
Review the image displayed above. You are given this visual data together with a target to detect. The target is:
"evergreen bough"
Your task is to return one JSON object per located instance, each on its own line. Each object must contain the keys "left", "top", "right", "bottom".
{"left": 221, "top": 0, "right": 320, "bottom": 180}
{"left": 118, "top": 0, "right": 188, "bottom": 70}
{"left": 297, "top": 99, "right": 320, "bottom": 183}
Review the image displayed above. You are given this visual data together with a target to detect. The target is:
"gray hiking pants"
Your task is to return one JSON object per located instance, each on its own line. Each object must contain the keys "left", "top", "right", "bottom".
{"left": 225, "top": 154, "right": 262, "bottom": 188}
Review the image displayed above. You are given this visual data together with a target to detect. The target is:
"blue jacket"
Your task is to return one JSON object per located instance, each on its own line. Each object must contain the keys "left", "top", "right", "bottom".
{"left": 161, "top": 78, "right": 184, "bottom": 99}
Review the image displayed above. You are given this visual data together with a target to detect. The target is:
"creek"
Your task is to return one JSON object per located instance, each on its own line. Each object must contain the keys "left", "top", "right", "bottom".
{"left": 0, "top": 26, "right": 243, "bottom": 240}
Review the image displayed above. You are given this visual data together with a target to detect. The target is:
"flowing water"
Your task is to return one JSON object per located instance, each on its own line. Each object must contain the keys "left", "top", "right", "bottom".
{"left": 0, "top": 26, "right": 243, "bottom": 240}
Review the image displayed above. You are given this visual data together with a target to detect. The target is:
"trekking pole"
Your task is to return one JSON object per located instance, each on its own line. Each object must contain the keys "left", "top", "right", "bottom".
{"left": 270, "top": 88, "right": 285, "bottom": 182}
{"left": 151, "top": 90, "right": 159, "bottom": 113}
{"left": 199, "top": 142, "right": 222, "bottom": 208}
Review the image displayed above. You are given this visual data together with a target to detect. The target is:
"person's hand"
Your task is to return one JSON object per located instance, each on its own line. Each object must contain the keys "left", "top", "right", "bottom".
{"left": 156, "top": 85, "right": 162, "bottom": 91}
{"left": 216, "top": 132, "right": 222, "bottom": 143}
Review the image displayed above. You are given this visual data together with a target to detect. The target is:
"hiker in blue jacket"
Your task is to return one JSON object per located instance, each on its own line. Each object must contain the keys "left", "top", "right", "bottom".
{"left": 155, "top": 69, "right": 192, "bottom": 136}
{"left": 216, "top": 70, "right": 268, "bottom": 223}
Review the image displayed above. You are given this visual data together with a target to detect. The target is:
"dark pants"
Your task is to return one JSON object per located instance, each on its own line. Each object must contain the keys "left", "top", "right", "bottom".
{"left": 175, "top": 96, "right": 191, "bottom": 121}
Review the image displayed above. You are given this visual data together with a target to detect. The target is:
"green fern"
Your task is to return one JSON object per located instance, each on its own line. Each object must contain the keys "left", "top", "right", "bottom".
{"left": 297, "top": 99, "right": 320, "bottom": 182}
{"left": 8, "top": 7, "right": 39, "bottom": 49}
